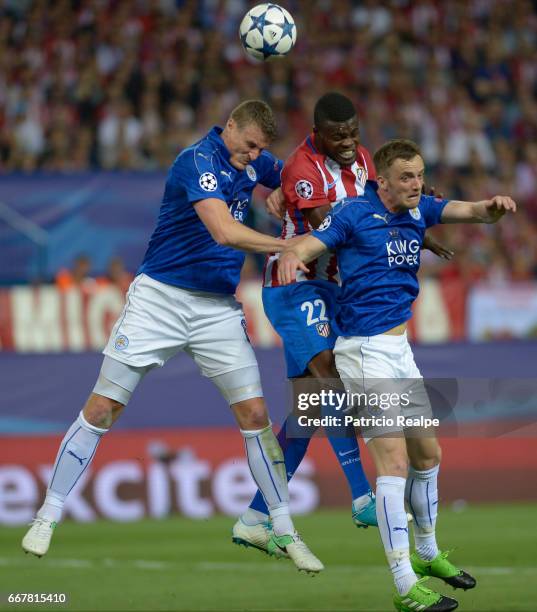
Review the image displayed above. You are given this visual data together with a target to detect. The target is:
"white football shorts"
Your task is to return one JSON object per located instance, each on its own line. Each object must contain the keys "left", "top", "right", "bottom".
{"left": 333, "top": 332, "right": 434, "bottom": 441}
{"left": 103, "top": 273, "right": 258, "bottom": 378}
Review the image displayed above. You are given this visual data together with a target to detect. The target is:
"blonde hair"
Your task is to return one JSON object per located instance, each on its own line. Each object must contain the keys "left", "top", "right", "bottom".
{"left": 230, "top": 100, "right": 277, "bottom": 142}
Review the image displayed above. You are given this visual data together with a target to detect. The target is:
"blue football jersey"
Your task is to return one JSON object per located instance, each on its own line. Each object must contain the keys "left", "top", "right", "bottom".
{"left": 139, "top": 126, "right": 282, "bottom": 294}
{"left": 312, "top": 181, "right": 448, "bottom": 336}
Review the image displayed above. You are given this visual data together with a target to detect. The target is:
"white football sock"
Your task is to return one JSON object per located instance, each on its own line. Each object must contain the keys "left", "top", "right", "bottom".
{"left": 241, "top": 423, "right": 294, "bottom": 536}
{"left": 352, "top": 491, "right": 372, "bottom": 511}
{"left": 376, "top": 475, "right": 417, "bottom": 595}
{"left": 241, "top": 507, "right": 269, "bottom": 525}
{"left": 37, "top": 411, "right": 107, "bottom": 522}
{"left": 405, "top": 465, "right": 439, "bottom": 561}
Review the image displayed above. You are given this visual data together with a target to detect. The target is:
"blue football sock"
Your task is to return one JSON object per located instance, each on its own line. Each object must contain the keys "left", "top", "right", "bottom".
{"left": 326, "top": 434, "right": 370, "bottom": 498}
{"left": 248, "top": 415, "right": 314, "bottom": 515}
{"left": 322, "top": 395, "right": 370, "bottom": 499}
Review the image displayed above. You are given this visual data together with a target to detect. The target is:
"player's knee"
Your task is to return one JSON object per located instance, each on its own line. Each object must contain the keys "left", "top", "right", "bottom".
{"left": 408, "top": 437, "right": 442, "bottom": 470}
{"left": 412, "top": 445, "right": 442, "bottom": 470}
{"left": 232, "top": 397, "right": 270, "bottom": 430}
{"left": 83, "top": 393, "right": 123, "bottom": 429}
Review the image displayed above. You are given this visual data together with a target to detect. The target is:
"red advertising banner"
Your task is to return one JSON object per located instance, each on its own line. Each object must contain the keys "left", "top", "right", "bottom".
{"left": 0, "top": 279, "right": 471, "bottom": 352}
{"left": 1, "top": 428, "right": 535, "bottom": 526}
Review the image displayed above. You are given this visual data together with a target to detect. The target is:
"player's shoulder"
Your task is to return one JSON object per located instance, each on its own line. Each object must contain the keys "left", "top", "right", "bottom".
{"left": 331, "top": 195, "right": 368, "bottom": 219}
{"left": 176, "top": 133, "right": 220, "bottom": 175}
{"left": 283, "top": 136, "right": 321, "bottom": 176}
{"left": 251, "top": 149, "right": 280, "bottom": 173}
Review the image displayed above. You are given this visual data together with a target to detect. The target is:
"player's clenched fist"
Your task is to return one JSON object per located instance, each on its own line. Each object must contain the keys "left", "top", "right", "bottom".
{"left": 278, "top": 250, "right": 309, "bottom": 285}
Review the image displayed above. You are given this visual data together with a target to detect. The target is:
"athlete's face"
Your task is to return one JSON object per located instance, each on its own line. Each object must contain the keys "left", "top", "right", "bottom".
{"left": 223, "top": 119, "right": 270, "bottom": 170}
{"left": 377, "top": 155, "right": 425, "bottom": 211}
{"left": 314, "top": 116, "right": 360, "bottom": 166}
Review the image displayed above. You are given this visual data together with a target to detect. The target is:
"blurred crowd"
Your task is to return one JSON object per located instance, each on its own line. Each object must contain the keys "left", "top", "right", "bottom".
{"left": 1, "top": 0, "right": 536, "bottom": 282}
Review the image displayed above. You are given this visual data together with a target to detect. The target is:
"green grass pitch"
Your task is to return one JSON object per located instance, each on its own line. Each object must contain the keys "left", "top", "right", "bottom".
{"left": 1, "top": 504, "right": 536, "bottom": 611}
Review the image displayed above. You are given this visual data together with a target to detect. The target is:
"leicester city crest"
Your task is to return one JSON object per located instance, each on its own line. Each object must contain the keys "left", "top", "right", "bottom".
{"left": 245, "top": 165, "right": 257, "bottom": 181}
{"left": 114, "top": 335, "right": 129, "bottom": 350}
{"left": 316, "top": 322, "right": 331, "bottom": 337}
{"left": 409, "top": 207, "right": 421, "bottom": 220}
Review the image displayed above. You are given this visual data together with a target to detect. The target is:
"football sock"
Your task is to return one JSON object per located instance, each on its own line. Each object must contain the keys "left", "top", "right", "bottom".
{"left": 326, "top": 435, "right": 370, "bottom": 498}
{"left": 376, "top": 475, "right": 417, "bottom": 595}
{"left": 38, "top": 410, "right": 107, "bottom": 522}
{"left": 405, "top": 464, "right": 440, "bottom": 561}
{"left": 247, "top": 417, "right": 312, "bottom": 517}
{"left": 321, "top": 387, "right": 371, "bottom": 498}
{"left": 240, "top": 423, "right": 295, "bottom": 535}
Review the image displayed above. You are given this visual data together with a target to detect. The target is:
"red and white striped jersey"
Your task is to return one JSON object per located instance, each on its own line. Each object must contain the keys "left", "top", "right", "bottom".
{"left": 263, "top": 135, "right": 376, "bottom": 287}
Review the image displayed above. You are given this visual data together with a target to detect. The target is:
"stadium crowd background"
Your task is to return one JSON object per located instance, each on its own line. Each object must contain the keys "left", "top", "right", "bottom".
{"left": 0, "top": 0, "right": 536, "bottom": 284}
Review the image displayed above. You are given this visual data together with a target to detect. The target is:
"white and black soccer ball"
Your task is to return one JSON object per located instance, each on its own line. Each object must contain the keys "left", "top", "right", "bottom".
{"left": 239, "top": 3, "right": 297, "bottom": 61}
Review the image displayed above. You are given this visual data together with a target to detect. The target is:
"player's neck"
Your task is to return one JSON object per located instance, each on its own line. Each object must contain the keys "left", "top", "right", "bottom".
{"left": 378, "top": 191, "right": 404, "bottom": 214}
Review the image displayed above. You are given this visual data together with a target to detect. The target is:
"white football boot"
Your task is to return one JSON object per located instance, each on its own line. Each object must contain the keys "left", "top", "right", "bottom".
{"left": 22, "top": 517, "right": 57, "bottom": 557}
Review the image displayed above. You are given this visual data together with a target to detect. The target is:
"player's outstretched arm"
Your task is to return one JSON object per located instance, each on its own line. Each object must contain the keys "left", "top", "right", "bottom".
{"left": 195, "top": 198, "right": 285, "bottom": 253}
{"left": 441, "top": 196, "right": 517, "bottom": 224}
{"left": 278, "top": 236, "right": 327, "bottom": 285}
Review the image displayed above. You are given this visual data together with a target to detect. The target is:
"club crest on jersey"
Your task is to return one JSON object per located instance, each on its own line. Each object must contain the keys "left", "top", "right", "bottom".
{"left": 199, "top": 172, "right": 218, "bottom": 192}
{"left": 317, "top": 215, "right": 332, "bottom": 231}
{"left": 245, "top": 165, "right": 257, "bottom": 181}
{"left": 295, "top": 179, "right": 313, "bottom": 199}
{"left": 409, "top": 207, "right": 421, "bottom": 220}
{"left": 114, "top": 335, "right": 129, "bottom": 350}
{"left": 316, "top": 322, "right": 331, "bottom": 337}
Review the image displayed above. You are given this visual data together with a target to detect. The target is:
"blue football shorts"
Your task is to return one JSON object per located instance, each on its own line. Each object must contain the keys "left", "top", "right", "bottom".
{"left": 262, "top": 280, "right": 340, "bottom": 378}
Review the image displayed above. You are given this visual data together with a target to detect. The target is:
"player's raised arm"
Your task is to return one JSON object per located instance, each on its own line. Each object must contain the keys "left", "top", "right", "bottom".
{"left": 441, "top": 195, "right": 517, "bottom": 224}
{"left": 277, "top": 235, "right": 327, "bottom": 285}
{"left": 194, "top": 197, "right": 285, "bottom": 253}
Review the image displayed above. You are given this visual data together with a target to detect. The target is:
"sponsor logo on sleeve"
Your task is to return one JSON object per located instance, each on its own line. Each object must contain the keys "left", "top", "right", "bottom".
{"left": 199, "top": 172, "right": 218, "bottom": 192}
{"left": 295, "top": 179, "right": 313, "bottom": 199}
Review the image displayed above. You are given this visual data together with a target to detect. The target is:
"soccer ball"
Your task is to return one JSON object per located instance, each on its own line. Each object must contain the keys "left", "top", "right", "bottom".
{"left": 239, "top": 3, "right": 297, "bottom": 61}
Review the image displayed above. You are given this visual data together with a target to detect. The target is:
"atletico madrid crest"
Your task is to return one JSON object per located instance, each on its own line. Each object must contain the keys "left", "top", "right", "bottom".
{"left": 316, "top": 322, "right": 331, "bottom": 337}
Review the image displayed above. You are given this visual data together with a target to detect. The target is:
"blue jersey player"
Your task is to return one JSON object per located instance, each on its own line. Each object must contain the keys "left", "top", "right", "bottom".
{"left": 278, "top": 139, "right": 516, "bottom": 611}
{"left": 22, "top": 100, "right": 323, "bottom": 574}
{"left": 233, "top": 94, "right": 451, "bottom": 554}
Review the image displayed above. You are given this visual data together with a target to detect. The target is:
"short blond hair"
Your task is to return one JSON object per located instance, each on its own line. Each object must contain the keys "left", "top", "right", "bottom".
{"left": 230, "top": 100, "right": 277, "bottom": 142}
{"left": 374, "top": 139, "right": 422, "bottom": 176}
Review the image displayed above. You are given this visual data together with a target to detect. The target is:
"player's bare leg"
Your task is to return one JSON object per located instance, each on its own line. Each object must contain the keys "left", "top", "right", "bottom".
{"left": 231, "top": 396, "right": 323, "bottom": 573}
{"left": 22, "top": 393, "right": 124, "bottom": 557}
{"left": 405, "top": 432, "right": 476, "bottom": 591}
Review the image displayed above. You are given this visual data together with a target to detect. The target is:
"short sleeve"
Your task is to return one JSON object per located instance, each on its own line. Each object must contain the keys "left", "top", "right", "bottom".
{"left": 173, "top": 150, "right": 226, "bottom": 204}
{"left": 255, "top": 151, "right": 283, "bottom": 189}
{"left": 420, "top": 194, "right": 449, "bottom": 227}
{"left": 281, "top": 155, "right": 330, "bottom": 210}
{"left": 311, "top": 201, "right": 353, "bottom": 250}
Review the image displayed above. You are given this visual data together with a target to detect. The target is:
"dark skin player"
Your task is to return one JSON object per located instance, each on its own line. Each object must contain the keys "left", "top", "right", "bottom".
{"left": 298, "top": 114, "right": 453, "bottom": 380}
